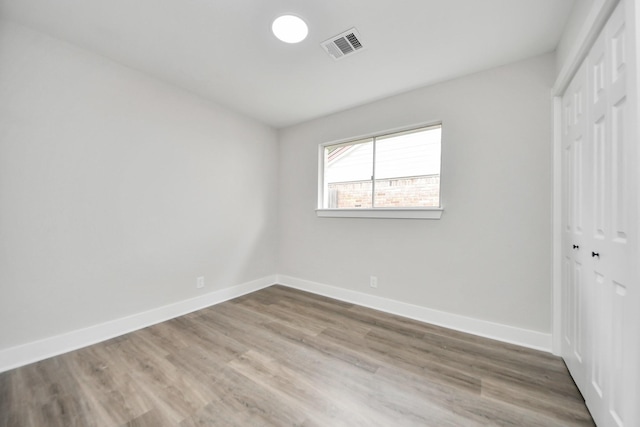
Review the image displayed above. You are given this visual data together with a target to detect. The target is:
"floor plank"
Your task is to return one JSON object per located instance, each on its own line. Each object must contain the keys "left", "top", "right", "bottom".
{"left": 0, "top": 285, "right": 594, "bottom": 426}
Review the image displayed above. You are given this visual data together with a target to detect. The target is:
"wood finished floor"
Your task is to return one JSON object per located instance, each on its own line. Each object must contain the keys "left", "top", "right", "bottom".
{"left": 0, "top": 285, "right": 594, "bottom": 426}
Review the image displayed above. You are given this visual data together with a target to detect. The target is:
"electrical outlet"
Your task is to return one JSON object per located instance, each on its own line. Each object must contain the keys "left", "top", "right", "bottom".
{"left": 196, "top": 276, "right": 205, "bottom": 289}
{"left": 370, "top": 276, "right": 378, "bottom": 288}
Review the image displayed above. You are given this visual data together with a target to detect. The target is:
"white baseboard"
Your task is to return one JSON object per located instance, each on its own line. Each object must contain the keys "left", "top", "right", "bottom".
{"left": 0, "top": 273, "right": 553, "bottom": 373}
{"left": 0, "top": 275, "right": 276, "bottom": 373}
{"left": 277, "top": 275, "right": 552, "bottom": 352}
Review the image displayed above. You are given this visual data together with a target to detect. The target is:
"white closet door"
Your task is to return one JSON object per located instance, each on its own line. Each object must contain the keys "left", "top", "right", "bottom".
{"left": 561, "top": 59, "right": 589, "bottom": 392}
{"left": 585, "top": 4, "right": 637, "bottom": 426}
{"left": 561, "top": 2, "right": 638, "bottom": 426}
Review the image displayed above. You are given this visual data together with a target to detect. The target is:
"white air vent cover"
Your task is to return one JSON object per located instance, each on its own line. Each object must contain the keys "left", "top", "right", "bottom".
{"left": 321, "top": 28, "right": 364, "bottom": 60}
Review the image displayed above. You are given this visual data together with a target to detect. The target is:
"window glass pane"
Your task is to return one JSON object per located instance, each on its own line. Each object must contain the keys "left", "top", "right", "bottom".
{"left": 324, "top": 139, "right": 373, "bottom": 208}
{"left": 374, "top": 126, "right": 441, "bottom": 207}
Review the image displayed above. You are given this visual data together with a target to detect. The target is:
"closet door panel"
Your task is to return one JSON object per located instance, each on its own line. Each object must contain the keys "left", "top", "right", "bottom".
{"left": 561, "top": 60, "right": 589, "bottom": 391}
{"left": 603, "top": 5, "right": 636, "bottom": 426}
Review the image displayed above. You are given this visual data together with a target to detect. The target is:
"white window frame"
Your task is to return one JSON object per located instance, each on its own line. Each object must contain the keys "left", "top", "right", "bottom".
{"left": 316, "top": 122, "right": 444, "bottom": 219}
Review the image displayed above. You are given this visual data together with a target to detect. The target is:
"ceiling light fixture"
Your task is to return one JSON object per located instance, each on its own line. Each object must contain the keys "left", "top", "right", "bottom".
{"left": 272, "top": 15, "right": 308, "bottom": 44}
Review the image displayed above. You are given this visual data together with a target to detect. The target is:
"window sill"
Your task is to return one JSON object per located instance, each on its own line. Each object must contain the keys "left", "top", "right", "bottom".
{"left": 316, "top": 208, "right": 443, "bottom": 219}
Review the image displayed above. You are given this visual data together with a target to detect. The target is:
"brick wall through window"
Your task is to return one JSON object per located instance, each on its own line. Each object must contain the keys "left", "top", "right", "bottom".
{"left": 327, "top": 175, "right": 440, "bottom": 208}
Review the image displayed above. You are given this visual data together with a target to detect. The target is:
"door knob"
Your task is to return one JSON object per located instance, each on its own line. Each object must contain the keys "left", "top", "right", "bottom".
{"left": 592, "top": 252, "right": 600, "bottom": 258}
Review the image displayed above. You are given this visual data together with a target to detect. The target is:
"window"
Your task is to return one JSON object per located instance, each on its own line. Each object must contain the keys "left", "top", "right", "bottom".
{"left": 317, "top": 123, "right": 443, "bottom": 219}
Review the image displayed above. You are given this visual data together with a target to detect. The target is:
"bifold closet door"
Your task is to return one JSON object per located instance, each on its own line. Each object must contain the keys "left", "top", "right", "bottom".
{"left": 561, "top": 59, "right": 588, "bottom": 393}
{"left": 560, "top": 2, "right": 638, "bottom": 426}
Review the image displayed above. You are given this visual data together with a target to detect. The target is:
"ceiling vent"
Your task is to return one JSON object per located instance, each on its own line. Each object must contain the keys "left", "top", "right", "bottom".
{"left": 321, "top": 28, "right": 364, "bottom": 60}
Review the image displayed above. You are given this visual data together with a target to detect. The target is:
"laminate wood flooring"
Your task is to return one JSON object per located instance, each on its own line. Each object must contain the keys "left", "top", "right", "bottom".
{"left": 0, "top": 285, "right": 594, "bottom": 426}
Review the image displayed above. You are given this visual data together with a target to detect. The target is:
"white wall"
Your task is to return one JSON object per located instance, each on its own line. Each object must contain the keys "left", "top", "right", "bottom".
{"left": 278, "top": 53, "right": 555, "bottom": 334}
{"left": 0, "top": 21, "right": 279, "bottom": 351}
{"left": 0, "top": 18, "right": 557, "bottom": 357}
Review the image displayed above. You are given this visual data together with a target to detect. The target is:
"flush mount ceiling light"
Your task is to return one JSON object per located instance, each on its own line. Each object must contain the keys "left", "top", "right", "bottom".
{"left": 272, "top": 15, "right": 308, "bottom": 43}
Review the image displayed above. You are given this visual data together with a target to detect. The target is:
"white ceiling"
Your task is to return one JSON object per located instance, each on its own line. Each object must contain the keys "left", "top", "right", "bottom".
{"left": 0, "top": 0, "right": 575, "bottom": 128}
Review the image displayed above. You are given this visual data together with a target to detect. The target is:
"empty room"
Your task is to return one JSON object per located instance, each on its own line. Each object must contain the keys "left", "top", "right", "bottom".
{"left": 0, "top": 0, "right": 638, "bottom": 426}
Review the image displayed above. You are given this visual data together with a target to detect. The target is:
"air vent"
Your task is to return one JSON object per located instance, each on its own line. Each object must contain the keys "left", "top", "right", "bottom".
{"left": 321, "top": 28, "right": 364, "bottom": 60}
